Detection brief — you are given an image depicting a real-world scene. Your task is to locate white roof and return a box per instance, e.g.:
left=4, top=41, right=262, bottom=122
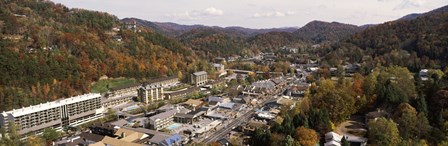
left=2, top=93, right=101, bottom=117
left=324, top=140, right=341, bottom=146
left=193, top=71, right=207, bottom=76
left=325, top=132, right=343, bottom=142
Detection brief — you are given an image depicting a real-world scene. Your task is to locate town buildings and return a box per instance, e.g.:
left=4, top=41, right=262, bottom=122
left=0, top=93, right=104, bottom=135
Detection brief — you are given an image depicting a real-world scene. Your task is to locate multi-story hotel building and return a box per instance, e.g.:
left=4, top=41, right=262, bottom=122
left=0, top=93, right=104, bottom=135
left=191, top=71, right=208, bottom=87
left=138, top=76, right=179, bottom=104
left=138, top=84, right=164, bottom=104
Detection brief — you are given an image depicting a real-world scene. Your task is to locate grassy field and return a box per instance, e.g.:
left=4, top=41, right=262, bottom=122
left=91, top=78, right=138, bottom=93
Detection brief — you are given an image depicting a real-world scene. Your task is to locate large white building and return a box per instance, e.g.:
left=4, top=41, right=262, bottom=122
left=0, top=93, right=104, bottom=135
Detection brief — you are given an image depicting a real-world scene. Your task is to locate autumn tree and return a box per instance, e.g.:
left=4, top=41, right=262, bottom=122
left=393, top=103, right=430, bottom=140
left=294, top=127, right=319, bottom=146
left=311, top=79, right=355, bottom=123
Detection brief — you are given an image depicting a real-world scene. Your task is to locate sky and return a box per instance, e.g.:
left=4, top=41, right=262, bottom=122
left=51, top=0, right=447, bottom=29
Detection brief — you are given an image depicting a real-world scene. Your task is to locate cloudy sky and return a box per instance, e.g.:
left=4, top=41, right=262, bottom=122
left=52, top=0, right=447, bottom=29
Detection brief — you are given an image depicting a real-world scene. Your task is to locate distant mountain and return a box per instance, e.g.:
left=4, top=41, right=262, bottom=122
left=398, top=5, right=448, bottom=21
left=122, top=18, right=206, bottom=37
left=293, top=20, right=363, bottom=44
left=121, top=17, right=298, bottom=37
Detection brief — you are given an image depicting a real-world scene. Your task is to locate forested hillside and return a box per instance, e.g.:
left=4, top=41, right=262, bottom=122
left=325, top=8, right=448, bottom=71
left=0, top=0, right=209, bottom=111
left=293, top=20, right=363, bottom=44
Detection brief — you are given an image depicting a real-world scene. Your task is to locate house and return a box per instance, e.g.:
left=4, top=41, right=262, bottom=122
left=191, top=71, right=208, bottom=87
left=324, top=132, right=367, bottom=146
left=182, top=99, right=204, bottom=110
left=419, top=69, right=429, bottom=81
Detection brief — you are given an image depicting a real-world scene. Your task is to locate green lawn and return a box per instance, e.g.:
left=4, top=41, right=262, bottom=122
left=91, top=78, right=138, bottom=93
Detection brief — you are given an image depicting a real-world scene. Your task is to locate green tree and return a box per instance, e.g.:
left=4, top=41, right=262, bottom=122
left=368, top=117, right=401, bottom=146
left=341, top=136, right=349, bottom=146
left=0, top=121, right=21, bottom=146
left=252, top=128, right=271, bottom=146
left=41, top=128, right=59, bottom=142
left=105, top=108, right=117, bottom=121
left=26, top=135, right=45, bottom=146
left=284, top=135, right=295, bottom=146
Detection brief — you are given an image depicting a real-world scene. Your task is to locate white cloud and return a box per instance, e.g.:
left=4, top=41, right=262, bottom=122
left=251, top=11, right=295, bottom=18
left=167, top=7, right=223, bottom=20
left=204, top=7, right=224, bottom=16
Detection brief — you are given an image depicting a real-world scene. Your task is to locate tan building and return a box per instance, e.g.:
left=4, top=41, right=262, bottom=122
left=138, top=84, right=164, bottom=104
left=144, top=76, right=179, bottom=88
left=0, top=94, right=104, bottom=135
left=163, top=87, right=200, bottom=100
left=191, top=71, right=208, bottom=87
left=149, top=109, right=178, bottom=130
left=107, top=82, right=141, bottom=97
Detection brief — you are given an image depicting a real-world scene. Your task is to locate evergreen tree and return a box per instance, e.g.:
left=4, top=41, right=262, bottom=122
left=341, top=136, right=350, bottom=146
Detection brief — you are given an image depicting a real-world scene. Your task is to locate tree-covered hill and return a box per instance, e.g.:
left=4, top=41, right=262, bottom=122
left=325, top=6, right=448, bottom=71
left=0, top=0, right=209, bottom=111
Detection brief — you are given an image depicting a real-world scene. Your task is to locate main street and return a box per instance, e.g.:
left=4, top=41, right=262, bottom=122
left=201, top=95, right=280, bottom=143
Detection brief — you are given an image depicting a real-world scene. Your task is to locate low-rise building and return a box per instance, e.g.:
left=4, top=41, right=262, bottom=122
left=107, top=82, right=141, bottom=97
left=149, top=109, right=178, bottom=131
left=191, top=71, right=208, bottom=87
left=102, top=95, right=134, bottom=108
left=163, top=87, right=200, bottom=100
left=90, top=123, right=118, bottom=137
left=144, top=76, right=179, bottom=88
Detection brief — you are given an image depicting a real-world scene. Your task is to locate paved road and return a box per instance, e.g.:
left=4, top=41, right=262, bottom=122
left=201, top=97, right=277, bottom=143
left=201, top=109, right=255, bottom=143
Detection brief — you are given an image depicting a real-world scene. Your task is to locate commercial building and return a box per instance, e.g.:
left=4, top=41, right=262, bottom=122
left=0, top=93, right=104, bottom=135
left=138, top=84, right=164, bottom=104
left=102, top=95, right=134, bottom=108
left=163, top=87, right=200, bottom=100
left=149, top=109, right=178, bottom=131
left=191, top=71, right=208, bottom=87
left=107, top=82, right=141, bottom=97
left=138, top=76, right=180, bottom=104
left=144, top=76, right=179, bottom=88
